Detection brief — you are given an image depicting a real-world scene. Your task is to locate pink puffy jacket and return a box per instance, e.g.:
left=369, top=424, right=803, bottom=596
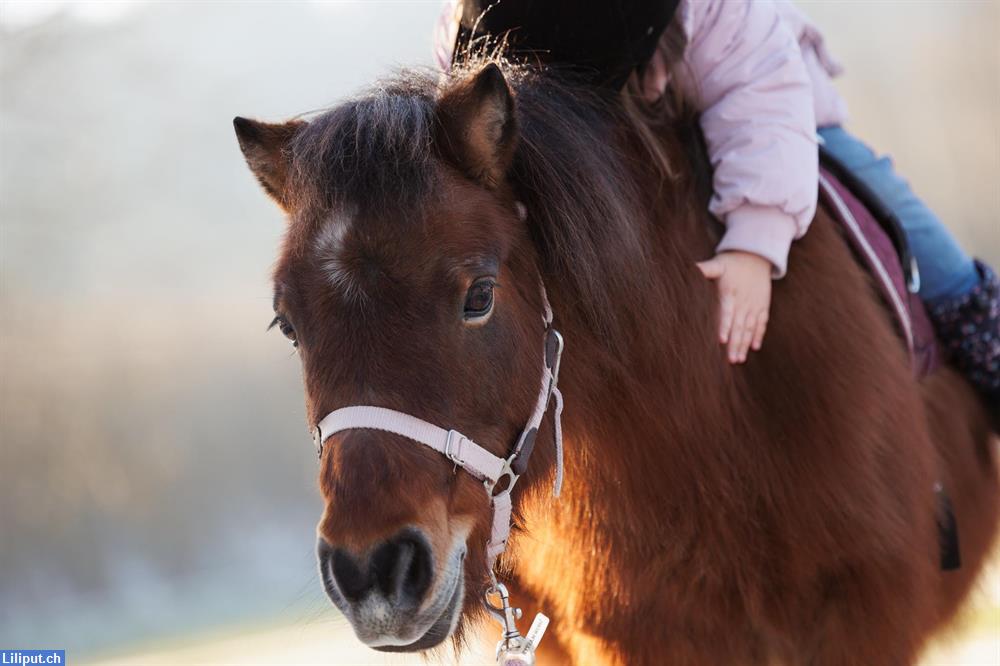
left=435, top=0, right=848, bottom=277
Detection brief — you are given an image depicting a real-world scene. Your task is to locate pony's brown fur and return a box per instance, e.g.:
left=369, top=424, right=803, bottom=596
left=236, top=59, right=999, bottom=665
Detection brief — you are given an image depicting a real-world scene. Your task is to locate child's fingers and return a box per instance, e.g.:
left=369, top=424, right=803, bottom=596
left=698, top=258, right=729, bottom=342
left=718, top=293, right=735, bottom=343
left=697, top=259, right=725, bottom=280
left=751, top=312, right=768, bottom=351
left=728, top=310, right=752, bottom=363
left=725, top=310, right=739, bottom=359
left=737, top=317, right=755, bottom=363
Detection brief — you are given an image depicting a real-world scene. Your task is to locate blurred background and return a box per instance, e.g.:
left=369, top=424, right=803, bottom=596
left=1, top=1, right=997, bottom=664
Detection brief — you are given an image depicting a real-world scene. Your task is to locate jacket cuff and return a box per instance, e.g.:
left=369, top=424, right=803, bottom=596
left=716, top=205, right=799, bottom=278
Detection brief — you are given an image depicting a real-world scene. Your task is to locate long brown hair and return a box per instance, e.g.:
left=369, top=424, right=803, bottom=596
left=621, top=16, right=691, bottom=182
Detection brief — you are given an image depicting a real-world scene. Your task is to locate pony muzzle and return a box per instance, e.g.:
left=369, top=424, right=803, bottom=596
left=317, top=528, right=467, bottom=651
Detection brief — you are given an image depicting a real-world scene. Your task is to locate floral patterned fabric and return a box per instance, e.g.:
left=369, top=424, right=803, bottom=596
left=930, top=260, right=1000, bottom=399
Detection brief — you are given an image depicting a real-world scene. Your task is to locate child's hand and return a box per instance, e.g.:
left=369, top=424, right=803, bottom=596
left=697, top=252, right=773, bottom=364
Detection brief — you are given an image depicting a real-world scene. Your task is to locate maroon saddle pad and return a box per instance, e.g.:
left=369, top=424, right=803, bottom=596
left=818, top=167, right=939, bottom=378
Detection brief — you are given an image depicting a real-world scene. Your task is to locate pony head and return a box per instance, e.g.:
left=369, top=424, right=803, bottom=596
left=235, top=64, right=550, bottom=651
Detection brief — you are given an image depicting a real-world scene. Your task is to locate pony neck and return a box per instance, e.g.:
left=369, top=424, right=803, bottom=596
left=521, top=116, right=739, bottom=543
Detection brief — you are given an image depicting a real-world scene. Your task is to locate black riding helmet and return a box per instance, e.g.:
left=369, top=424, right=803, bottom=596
left=452, top=0, right=681, bottom=90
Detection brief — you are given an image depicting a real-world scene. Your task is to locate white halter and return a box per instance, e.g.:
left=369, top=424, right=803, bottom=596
left=312, top=283, right=565, bottom=576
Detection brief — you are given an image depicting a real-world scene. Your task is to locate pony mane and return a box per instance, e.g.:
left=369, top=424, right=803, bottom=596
left=290, top=73, right=440, bottom=219
left=290, top=59, right=674, bottom=345
left=494, top=63, right=659, bottom=345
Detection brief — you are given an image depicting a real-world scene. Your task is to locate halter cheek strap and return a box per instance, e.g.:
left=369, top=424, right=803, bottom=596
left=313, top=282, right=565, bottom=576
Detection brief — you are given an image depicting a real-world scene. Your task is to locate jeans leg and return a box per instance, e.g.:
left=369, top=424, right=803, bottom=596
left=817, top=126, right=979, bottom=305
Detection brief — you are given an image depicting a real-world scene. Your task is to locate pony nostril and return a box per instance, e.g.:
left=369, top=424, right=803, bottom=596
left=318, top=531, right=434, bottom=607
left=328, top=548, right=371, bottom=602
left=389, top=535, right=433, bottom=604
left=371, top=531, right=434, bottom=605
left=402, top=537, right=433, bottom=601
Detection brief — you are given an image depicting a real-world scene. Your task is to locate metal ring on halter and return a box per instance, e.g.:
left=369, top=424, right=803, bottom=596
left=484, top=458, right=518, bottom=496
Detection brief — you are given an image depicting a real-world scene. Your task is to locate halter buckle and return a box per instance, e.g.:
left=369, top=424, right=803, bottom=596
left=312, top=426, right=323, bottom=460
left=444, top=429, right=466, bottom=467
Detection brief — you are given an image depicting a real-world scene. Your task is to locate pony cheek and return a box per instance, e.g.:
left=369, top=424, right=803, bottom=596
left=445, top=475, right=497, bottom=558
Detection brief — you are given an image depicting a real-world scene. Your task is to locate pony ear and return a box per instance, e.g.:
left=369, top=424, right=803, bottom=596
left=435, top=63, right=517, bottom=187
left=233, top=117, right=303, bottom=209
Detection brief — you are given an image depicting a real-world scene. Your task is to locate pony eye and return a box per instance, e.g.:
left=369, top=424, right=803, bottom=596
left=269, top=315, right=298, bottom=347
left=463, top=279, right=495, bottom=321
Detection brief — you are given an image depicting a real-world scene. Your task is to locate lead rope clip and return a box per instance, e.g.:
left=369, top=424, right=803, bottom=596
left=485, top=583, right=549, bottom=665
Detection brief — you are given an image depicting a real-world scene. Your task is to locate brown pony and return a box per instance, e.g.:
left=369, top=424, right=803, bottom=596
left=234, top=61, right=999, bottom=664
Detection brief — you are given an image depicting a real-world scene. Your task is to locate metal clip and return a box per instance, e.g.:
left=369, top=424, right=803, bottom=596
left=485, top=583, right=549, bottom=665
left=484, top=584, right=524, bottom=656
left=484, top=583, right=522, bottom=640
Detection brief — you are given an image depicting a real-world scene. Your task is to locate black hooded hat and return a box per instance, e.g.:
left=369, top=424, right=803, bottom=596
left=452, top=0, right=681, bottom=90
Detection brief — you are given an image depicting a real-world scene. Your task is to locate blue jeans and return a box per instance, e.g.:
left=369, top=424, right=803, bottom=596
left=817, top=125, right=980, bottom=305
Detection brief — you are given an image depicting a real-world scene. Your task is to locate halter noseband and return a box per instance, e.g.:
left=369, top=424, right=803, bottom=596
left=312, top=282, right=565, bottom=580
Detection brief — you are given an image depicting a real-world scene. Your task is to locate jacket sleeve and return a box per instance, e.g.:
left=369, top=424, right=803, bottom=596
left=676, top=0, right=818, bottom=277
left=434, top=0, right=459, bottom=72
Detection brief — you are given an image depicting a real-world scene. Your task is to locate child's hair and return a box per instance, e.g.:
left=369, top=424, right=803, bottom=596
left=451, top=11, right=692, bottom=188
left=621, top=17, right=690, bottom=183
